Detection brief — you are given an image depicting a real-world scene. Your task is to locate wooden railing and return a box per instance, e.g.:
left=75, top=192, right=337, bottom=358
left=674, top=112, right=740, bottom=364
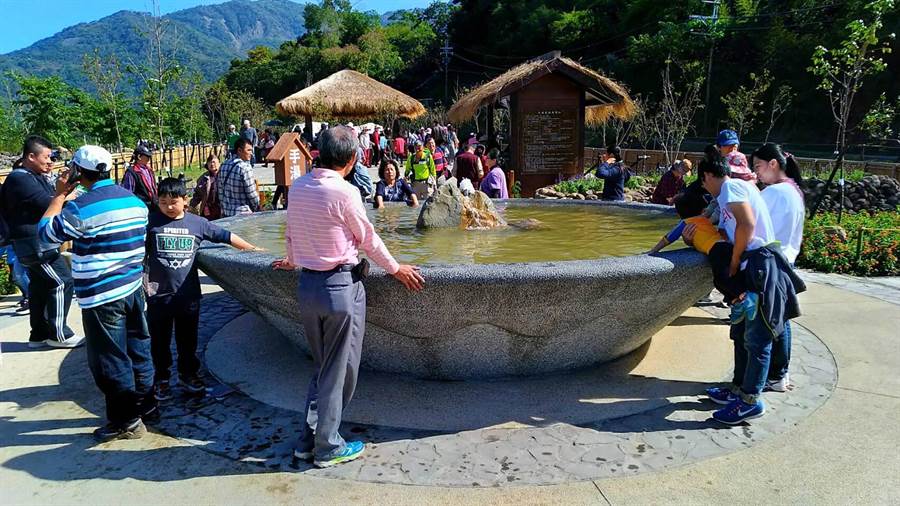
left=1, top=142, right=228, bottom=184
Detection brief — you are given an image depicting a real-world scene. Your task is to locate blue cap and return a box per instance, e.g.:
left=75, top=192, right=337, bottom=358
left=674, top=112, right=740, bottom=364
left=717, top=129, right=739, bottom=146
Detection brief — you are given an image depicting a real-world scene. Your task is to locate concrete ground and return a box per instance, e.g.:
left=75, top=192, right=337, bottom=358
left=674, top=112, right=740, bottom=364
left=1, top=276, right=899, bottom=505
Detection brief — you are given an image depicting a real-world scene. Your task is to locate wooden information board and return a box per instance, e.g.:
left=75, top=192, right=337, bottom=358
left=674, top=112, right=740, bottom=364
left=265, top=133, right=312, bottom=186
left=520, top=108, right=578, bottom=174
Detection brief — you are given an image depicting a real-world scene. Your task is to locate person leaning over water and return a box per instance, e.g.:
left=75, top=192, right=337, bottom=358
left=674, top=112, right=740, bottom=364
left=272, top=126, right=424, bottom=468
left=691, top=157, right=803, bottom=425
left=751, top=143, right=806, bottom=394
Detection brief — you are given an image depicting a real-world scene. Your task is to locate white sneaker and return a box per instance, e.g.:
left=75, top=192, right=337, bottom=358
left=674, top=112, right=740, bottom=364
left=46, top=336, right=86, bottom=349
left=765, top=372, right=790, bottom=393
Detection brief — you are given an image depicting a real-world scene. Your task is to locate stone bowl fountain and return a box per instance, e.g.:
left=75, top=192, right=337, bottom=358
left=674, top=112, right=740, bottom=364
left=196, top=200, right=711, bottom=380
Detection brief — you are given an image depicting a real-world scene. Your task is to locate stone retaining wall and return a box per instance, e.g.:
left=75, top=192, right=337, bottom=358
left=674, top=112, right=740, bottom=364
left=536, top=174, right=899, bottom=213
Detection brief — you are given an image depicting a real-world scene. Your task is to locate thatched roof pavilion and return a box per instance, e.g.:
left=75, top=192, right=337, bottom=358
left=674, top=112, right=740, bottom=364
left=448, top=53, right=635, bottom=126
left=276, top=69, right=426, bottom=120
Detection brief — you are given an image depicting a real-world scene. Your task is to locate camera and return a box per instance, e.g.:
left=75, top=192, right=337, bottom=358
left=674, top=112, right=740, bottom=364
left=66, top=163, right=81, bottom=184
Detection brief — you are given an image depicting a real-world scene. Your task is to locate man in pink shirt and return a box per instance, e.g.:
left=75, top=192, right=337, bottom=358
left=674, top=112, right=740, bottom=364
left=272, top=126, right=423, bottom=468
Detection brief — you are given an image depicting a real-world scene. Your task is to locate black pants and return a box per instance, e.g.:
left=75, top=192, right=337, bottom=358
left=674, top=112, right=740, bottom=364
left=148, top=297, right=201, bottom=383
left=82, top=289, right=156, bottom=426
left=707, top=242, right=745, bottom=302
left=26, top=255, right=75, bottom=343
left=272, top=185, right=288, bottom=210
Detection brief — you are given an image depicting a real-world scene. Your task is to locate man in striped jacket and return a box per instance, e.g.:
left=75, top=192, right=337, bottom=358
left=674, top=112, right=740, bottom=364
left=38, top=145, right=156, bottom=442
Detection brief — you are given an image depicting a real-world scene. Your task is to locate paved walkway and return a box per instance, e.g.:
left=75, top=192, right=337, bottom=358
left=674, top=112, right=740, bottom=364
left=1, top=276, right=898, bottom=504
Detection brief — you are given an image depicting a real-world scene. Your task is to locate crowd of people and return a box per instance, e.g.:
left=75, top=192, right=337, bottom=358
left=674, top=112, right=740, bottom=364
left=0, top=135, right=261, bottom=442
left=648, top=129, right=807, bottom=425
left=0, top=120, right=805, bottom=470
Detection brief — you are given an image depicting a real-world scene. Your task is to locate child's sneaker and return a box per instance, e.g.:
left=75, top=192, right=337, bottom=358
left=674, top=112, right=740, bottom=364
left=314, top=441, right=365, bottom=468
left=153, top=381, right=173, bottom=401
left=182, top=375, right=207, bottom=394
left=713, top=398, right=765, bottom=425
left=730, top=292, right=759, bottom=324
left=705, top=386, right=738, bottom=405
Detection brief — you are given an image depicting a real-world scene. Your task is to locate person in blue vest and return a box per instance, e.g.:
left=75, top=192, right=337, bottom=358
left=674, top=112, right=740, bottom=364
left=595, top=145, right=632, bottom=201
left=38, top=145, right=156, bottom=442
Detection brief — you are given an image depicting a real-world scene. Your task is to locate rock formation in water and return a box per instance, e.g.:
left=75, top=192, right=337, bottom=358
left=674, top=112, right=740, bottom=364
left=508, top=218, right=544, bottom=230
left=417, top=177, right=507, bottom=229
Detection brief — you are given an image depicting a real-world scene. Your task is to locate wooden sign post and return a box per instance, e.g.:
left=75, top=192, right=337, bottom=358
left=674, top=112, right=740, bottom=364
left=265, top=133, right=313, bottom=185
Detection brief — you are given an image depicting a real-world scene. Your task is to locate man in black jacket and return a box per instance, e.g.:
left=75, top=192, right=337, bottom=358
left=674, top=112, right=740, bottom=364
left=0, top=136, right=82, bottom=348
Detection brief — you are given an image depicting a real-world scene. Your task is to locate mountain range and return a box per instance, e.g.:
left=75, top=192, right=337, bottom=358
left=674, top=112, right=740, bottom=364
left=0, top=0, right=307, bottom=92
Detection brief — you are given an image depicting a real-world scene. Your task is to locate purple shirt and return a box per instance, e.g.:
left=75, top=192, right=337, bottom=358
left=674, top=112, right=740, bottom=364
left=479, top=167, right=509, bottom=199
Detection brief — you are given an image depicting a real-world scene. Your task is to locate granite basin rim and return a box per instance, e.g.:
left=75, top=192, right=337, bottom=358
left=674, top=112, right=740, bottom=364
left=196, top=199, right=712, bottom=379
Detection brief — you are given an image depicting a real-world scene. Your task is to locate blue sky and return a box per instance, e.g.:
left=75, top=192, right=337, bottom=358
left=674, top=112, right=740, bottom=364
left=0, top=0, right=434, bottom=54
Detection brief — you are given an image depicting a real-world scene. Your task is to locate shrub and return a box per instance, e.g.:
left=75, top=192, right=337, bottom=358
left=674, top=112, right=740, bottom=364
left=554, top=178, right=604, bottom=194
left=797, top=210, right=900, bottom=276
left=0, top=258, right=16, bottom=295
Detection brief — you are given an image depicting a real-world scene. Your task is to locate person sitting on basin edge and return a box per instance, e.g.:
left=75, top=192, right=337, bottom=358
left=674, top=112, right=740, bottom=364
left=272, top=125, right=425, bottom=469
left=373, top=158, right=418, bottom=209
left=650, top=187, right=746, bottom=303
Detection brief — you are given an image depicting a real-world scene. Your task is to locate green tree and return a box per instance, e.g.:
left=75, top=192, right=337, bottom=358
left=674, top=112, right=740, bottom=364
left=860, top=92, right=900, bottom=142
left=82, top=50, right=128, bottom=151
left=15, top=75, right=83, bottom=148
left=721, top=70, right=771, bottom=138
left=808, top=0, right=895, bottom=219
left=809, top=0, right=895, bottom=155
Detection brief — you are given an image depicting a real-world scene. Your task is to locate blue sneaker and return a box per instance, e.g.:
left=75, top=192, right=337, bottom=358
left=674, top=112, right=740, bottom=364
left=713, top=398, right=765, bottom=425
left=705, top=386, right=738, bottom=405
left=314, top=440, right=365, bottom=468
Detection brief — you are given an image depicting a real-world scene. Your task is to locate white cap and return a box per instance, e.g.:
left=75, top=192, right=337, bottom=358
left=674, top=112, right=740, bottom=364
left=71, top=145, right=113, bottom=172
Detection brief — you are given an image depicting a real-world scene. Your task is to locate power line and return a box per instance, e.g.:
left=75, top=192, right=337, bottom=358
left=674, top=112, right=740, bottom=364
left=451, top=52, right=509, bottom=71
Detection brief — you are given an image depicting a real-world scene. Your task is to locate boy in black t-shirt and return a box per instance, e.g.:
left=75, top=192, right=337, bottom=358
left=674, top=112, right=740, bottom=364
left=146, top=178, right=258, bottom=400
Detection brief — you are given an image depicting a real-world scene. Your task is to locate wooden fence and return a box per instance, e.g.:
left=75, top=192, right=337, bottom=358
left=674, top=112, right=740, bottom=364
left=1, top=143, right=228, bottom=184
left=584, top=147, right=900, bottom=180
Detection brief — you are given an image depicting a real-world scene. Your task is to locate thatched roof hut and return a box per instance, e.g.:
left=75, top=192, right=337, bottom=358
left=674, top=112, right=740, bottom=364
left=448, top=53, right=635, bottom=126
left=276, top=69, right=426, bottom=120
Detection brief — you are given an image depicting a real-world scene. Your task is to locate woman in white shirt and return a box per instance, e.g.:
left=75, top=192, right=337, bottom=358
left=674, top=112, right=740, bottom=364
left=751, top=142, right=805, bottom=393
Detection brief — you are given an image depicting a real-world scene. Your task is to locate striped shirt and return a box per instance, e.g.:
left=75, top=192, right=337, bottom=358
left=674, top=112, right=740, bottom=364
left=286, top=168, right=400, bottom=274
left=217, top=157, right=259, bottom=217
left=38, top=179, right=148, bottom=309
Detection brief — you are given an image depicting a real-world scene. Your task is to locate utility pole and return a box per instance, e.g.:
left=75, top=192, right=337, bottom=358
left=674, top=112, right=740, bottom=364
left=441, top=39, right=453, bottom=105
left=690, top=0, right=720, bottom=134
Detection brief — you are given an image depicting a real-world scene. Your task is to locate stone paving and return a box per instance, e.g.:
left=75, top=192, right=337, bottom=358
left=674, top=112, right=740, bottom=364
left=798, top=270, right=900, bottom=306
left=137, top=292, right=839, bottom=487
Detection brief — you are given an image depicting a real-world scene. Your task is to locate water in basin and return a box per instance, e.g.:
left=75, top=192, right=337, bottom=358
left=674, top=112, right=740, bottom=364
left=222, top=203, right=675, bottom=265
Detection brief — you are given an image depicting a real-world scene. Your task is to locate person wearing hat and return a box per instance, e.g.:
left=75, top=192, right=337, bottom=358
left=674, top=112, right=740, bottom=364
left=38, top=145, right=156, bottom=441
left=122, top=144, right=158, bottom=208
left=651, top=159, right=693, bottom=205
left=226, top=124, right=240, bottom=155
left=405, top=139, right=436, bottom=200
left=0, top=135, right=82, bottom=349
left=716, top=129, right=755, bottom=182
